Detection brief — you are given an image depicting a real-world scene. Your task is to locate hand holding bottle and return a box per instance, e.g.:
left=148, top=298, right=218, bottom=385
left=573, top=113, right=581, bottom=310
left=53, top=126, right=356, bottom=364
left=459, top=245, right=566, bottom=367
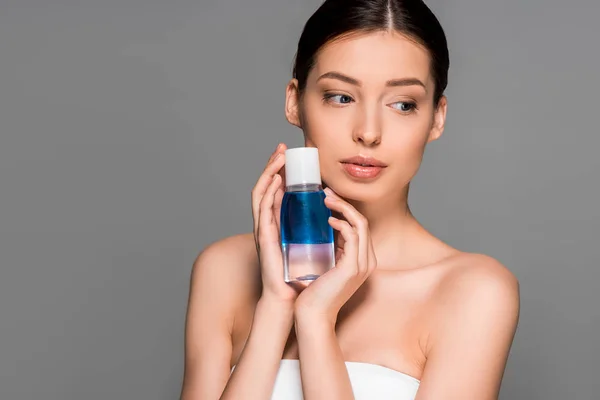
left=293, top=187, right=378, bottom=326
left=251, top=143, right=298, bottom=305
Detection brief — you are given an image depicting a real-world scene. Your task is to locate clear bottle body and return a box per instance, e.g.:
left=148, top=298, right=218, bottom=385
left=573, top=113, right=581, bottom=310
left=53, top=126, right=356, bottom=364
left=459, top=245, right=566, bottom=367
left=280, top=183, right=335, bottom=285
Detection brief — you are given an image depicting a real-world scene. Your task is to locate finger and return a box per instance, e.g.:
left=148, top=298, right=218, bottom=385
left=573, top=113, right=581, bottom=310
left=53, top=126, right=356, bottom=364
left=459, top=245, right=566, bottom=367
left=328, top=216, right=359, bottom=277
left=324, top=190, right=369, bottom=274
left=252, top=154, right=286, bottom=231
left=254, top=144, right=286, bottom=206
left=331, top=224, right=345, bottom=263
left=273, top=186, right=284, bottom=233
left=258, top=174, right=282, bottom=244
left=278, top=164, right=287, bottom=188
left=275, top=144, right=288, bottom=185
left=334, top=228, right=345, bottom=252
left=259, top=153, right=285, bottom=194
left=323, top=189, right=363, bottom=227
left=266, top=143, right=284, bottom=166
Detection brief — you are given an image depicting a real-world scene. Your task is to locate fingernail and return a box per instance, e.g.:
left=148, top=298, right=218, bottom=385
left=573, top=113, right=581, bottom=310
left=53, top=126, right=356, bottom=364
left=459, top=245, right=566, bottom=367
left=324, top=187, right=333, bottom=195
left=274, top=153, right=281, bottom=160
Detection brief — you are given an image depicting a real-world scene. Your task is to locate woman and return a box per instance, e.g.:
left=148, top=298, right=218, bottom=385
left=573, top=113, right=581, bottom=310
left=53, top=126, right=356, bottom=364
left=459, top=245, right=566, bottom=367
left=181, top=0, right=520, bottom=399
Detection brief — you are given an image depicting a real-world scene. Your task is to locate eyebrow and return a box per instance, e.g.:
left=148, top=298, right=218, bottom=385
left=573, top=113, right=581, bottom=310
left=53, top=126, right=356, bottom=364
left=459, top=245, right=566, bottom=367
left=316, top=71, right=427, bottom=91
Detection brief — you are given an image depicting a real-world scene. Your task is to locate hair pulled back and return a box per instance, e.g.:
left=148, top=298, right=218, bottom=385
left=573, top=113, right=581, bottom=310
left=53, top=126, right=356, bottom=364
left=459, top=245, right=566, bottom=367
left=293, top=0, right=449, bottom=104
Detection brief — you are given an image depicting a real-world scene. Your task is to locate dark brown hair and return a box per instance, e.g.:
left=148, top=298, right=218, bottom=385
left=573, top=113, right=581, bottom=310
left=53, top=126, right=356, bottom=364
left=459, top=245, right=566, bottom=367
left=292, top=0, right=449, bottom=105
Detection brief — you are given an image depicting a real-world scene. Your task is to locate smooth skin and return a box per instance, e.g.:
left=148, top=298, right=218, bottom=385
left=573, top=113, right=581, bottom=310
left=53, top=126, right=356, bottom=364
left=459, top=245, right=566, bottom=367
left=180, top=30, right=520, bottom=400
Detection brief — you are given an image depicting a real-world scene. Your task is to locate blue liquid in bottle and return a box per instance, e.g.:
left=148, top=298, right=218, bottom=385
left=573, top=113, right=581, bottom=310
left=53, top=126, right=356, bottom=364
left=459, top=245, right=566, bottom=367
left=280, top=183, right=335, bottom=284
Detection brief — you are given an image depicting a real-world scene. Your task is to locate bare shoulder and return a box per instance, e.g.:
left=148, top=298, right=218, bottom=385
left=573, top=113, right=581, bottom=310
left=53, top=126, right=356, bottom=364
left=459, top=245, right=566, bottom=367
left=190, top=232, right=260, bottom=305
left=194, top=232, right=257, bottom=267
left=437, top=252, right=520, bottom=306
left=414, top=255, right=520, bottom=397
left=430, top=251, right=520, bottom=340
left=186, top=231, right=260, bottom=345
left=184, top=231, right=259, bottom=364
left=192, top=232, right=258, bottom=278
left=182, top=234, right=260, bottom=397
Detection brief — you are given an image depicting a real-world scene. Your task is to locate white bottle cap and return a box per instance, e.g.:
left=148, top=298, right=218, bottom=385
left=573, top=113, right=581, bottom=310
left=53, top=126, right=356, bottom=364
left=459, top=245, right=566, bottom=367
left=284, top=147, right=322, bottom=187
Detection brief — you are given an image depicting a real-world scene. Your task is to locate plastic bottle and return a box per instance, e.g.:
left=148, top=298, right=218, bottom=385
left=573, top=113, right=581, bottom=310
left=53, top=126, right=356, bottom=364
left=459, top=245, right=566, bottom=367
left=280, top=147, right=335, bottom=285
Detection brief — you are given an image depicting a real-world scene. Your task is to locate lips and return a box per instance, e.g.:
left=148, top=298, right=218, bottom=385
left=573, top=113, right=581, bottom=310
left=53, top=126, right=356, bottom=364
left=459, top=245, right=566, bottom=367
left=340, top=155, right=387, bottom=167
left=340, top=155, right=387, bottom=179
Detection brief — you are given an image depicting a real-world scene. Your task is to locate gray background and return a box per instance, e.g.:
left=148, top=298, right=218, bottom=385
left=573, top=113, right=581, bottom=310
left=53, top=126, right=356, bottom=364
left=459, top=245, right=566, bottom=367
left=0, top=0, right=598, bottom=399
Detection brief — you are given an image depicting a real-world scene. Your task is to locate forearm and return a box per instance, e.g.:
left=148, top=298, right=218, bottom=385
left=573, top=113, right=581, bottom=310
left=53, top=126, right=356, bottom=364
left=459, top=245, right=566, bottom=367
left=220, top=299, right=294, bottom=400
left=295, top=316, right=354, bottom=400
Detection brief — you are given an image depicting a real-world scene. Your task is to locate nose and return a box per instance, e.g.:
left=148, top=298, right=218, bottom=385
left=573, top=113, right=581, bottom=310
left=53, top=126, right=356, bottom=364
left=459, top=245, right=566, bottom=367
left=352, top=107, right=382, bottom=146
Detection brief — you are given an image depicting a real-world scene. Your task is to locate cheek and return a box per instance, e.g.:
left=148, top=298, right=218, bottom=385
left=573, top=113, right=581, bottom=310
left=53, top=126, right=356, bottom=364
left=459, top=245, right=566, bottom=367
left=300, top=111, right=343, bottom=181
left=382, top=117, right=432, bottom=179
left=302, top=97, right=354, bottom=145
left=386, top=115, right=431, bottom=151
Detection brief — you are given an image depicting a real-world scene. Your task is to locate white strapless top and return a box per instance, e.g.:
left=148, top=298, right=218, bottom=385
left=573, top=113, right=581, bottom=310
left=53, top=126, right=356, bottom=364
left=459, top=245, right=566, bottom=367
left=270, top=359, right=420, bottom=399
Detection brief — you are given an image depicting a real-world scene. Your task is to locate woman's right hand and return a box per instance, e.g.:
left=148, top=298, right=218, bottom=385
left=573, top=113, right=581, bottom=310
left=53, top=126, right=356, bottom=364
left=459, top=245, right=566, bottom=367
left=252, top=143, right=298, bottom=305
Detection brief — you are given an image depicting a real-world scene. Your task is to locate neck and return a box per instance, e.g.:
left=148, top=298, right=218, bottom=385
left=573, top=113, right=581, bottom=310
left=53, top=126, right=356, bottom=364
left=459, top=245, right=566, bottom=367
left=347, top=187, right=415, bottom=244
left=335, top=185, right=448, bottom=270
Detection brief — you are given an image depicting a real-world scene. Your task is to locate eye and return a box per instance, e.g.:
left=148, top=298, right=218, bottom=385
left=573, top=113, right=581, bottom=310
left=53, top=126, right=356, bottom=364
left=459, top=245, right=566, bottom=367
left=390, top=101, right=417, bottom=113
left=323, top=93, right=354, bottom=105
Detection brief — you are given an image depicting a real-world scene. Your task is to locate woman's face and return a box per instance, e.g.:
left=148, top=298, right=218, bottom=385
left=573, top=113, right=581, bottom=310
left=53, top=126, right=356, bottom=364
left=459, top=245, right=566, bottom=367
left=285, top=30, right=447, bottom=203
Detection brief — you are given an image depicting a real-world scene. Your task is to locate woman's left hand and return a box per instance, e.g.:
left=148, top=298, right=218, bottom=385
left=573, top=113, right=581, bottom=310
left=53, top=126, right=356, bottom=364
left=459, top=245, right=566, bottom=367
left=293, top=187, right=378, bottom=327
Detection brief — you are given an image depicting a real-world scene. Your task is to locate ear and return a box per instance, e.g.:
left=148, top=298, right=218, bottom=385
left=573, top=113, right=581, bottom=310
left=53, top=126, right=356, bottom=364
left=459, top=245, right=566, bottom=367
left=427, top=95, right=447, bottom=143
left=285, top=79, right=302, bottom=128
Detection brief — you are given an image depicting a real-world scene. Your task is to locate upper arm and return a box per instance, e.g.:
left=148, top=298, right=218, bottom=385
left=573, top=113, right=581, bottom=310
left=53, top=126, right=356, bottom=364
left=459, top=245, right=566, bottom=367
left=180, top=234, right=255, bottom=400
left=416, top=257, right=520, bottom=400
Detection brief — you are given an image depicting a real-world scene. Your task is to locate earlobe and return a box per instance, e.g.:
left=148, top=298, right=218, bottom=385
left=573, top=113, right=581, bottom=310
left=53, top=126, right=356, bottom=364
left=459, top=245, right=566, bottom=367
left=285, top=79, right=302, bottom=128
left=428, top=95, right=447, bottom=143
